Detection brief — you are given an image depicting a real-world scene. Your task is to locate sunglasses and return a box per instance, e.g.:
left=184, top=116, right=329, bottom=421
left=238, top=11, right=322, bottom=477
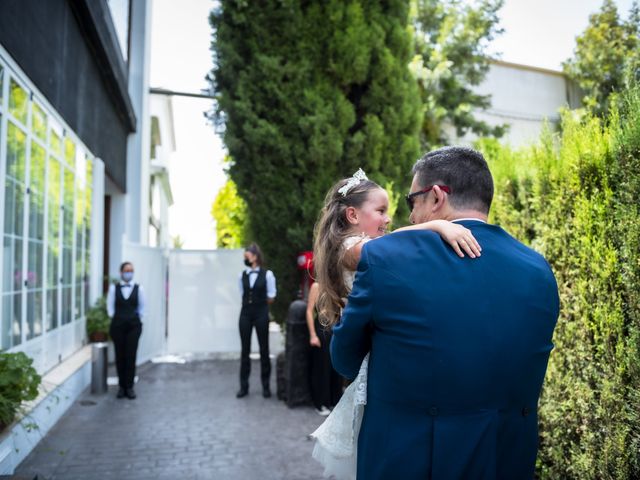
left=405, top=185, right=451, bottom=211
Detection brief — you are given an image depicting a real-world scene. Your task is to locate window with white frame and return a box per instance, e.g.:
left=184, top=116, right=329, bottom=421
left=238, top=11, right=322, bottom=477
left=0, top=56, right=93, bottom=350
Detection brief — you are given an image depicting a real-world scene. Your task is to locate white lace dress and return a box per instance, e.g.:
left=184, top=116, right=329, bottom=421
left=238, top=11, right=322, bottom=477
left=311, top=235, right=370, bottom=480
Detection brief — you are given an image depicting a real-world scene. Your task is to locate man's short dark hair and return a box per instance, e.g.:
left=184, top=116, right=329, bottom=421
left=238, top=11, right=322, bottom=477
left=412, top=146, right=494, bottom=214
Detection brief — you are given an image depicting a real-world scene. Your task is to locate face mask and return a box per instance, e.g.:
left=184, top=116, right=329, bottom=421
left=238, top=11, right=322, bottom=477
left=244, top=258, right=252, bottom=267
left=122, top=272, right=134, bottom=282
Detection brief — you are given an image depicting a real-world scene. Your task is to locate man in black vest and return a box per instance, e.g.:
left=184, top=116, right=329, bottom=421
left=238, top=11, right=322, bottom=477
left=107, top=261, right=145, bottom=399
left=237, top=243, right=277, bottom=398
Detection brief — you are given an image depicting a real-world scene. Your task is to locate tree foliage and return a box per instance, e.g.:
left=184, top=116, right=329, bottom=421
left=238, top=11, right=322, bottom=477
left=212, top=177, right=247, bottom=249
left=208, top=0, right=421, bottom=318
left=563, top=0, right=640, bottom=117
left=476, top=86, right=640, bottom=478
left=411, top=0, right=506, bottom=146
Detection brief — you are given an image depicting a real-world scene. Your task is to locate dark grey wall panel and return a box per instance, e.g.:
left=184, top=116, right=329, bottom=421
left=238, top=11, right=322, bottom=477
left=0, top=0, right=136, bottom=191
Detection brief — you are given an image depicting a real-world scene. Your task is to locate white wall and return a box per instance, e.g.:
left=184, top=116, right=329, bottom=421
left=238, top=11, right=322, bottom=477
left=124, top=0, right=152, bottom=245
left=450, top=60, right=575, bottom=147
left=121, top=242, right=168, bottom=364
left=167, top=249, right=283, bottom=356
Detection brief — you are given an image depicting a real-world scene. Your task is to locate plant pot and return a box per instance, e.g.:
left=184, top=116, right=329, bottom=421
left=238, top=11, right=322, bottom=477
left=89, top=332, right=108, bottom=343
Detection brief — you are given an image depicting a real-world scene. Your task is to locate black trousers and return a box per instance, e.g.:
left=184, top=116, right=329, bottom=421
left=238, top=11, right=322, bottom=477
left=110, top=318, right=142, bottom=389
left=239, top=304, right=271, bottom=391
left=309, top=318, right=343, bottom=409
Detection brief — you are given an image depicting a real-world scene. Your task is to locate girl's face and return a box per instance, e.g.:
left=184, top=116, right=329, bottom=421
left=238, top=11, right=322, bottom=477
left=348, top=188, right=390, bottom=238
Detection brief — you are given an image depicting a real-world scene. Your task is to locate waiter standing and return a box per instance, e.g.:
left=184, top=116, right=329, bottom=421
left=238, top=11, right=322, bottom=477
left=107, top=261, right=145, bottom=400
left=236, top=243, right=277, bottom=399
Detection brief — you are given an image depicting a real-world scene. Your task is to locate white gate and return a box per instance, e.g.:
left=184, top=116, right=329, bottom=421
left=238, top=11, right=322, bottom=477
left=167, top=249, right=283, bottom=357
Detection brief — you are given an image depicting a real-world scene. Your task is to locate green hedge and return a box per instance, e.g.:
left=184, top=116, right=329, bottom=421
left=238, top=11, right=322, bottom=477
left=477, top=88, right=640, bottom=478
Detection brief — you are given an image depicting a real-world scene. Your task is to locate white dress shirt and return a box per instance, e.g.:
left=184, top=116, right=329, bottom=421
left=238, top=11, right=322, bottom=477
left=106, top=282, right=146, bottom=318
left=452, top=217, right=487, bottom=223
left=238, top=267, right=277, bottom=299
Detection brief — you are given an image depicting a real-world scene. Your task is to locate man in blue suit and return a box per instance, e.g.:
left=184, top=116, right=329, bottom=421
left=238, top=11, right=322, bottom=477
left=331, top=146, right=559, bottom=479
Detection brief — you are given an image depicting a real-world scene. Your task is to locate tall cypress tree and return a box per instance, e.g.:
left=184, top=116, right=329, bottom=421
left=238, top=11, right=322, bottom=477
left=208, top=1, right=421, bottom=319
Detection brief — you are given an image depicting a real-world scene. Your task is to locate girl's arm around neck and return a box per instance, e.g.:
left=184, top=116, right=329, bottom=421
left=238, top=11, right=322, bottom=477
left=393, top=219, right=482, bottom=258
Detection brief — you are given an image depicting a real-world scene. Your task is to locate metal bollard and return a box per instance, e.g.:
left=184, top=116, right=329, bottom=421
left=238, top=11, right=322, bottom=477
left=91, top=342, right=109, bottom=394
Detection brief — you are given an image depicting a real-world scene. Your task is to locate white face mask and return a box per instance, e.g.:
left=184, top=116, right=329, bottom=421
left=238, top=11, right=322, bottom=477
left=121, top=272, right=134, bottom=282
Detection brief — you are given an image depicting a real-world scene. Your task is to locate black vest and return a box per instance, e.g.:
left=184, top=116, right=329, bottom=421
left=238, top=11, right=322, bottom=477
left=242, top=269, right=268, bottom=306
left=114, top=284, right=139, bottom=321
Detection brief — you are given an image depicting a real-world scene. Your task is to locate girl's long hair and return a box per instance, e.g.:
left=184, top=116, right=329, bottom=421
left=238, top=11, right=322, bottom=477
left=313, top=178, right=381, bottom=327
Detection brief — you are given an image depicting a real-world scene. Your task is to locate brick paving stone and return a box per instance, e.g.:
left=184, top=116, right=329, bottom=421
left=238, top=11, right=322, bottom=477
left=15, top=359, right=328, bottom=480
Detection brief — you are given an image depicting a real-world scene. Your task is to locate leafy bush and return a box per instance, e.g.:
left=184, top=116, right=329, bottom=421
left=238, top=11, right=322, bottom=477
left=0, top=352, right=41, bottom=430
left=86, top=297, right=110, bottom=341
left=476, top=87, right=640, bottom=478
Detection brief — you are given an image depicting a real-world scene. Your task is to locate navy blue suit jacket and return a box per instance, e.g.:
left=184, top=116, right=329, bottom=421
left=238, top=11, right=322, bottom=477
left=331, top=221, right=559, bottom=480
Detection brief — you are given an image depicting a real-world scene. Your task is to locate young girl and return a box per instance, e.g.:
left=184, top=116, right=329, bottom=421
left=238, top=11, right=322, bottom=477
left=310, top=169, right=480, bottom=480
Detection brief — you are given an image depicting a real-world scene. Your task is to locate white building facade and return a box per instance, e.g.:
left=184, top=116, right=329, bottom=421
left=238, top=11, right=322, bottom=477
left=452, top=59, right=582, bottom=147
left=0, top=0, right=170, bottom=472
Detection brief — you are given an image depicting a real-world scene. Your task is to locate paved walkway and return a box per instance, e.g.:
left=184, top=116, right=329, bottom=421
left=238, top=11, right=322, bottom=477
left=16, top=359, right=327, bottom=480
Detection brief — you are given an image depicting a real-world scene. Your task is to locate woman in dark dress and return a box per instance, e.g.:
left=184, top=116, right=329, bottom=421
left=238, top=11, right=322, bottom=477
left=306, top=281, right=342, bottom=415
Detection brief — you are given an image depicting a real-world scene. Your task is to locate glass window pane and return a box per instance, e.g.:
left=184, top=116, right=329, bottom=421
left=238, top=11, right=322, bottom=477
left=2, top=295, right=10, bottom=349
left=29, top=191, right=45, bottom=242
left=28, top=241, right=43, bottom=289
left=84, top=276, right=90, bottom=319
left=3, top=236, right=24, bottom=293
left=47, top=243, right=58, bottom=289
left=31, top=102, right=47, bottom=142
left=47, top=156, right=61, bottom=293
left=9, top=78, right=28, bottom=124
left=46, top=289, right=58, bottom=331
left=62, top=247, right=72, bottom=284
left=48, top=158, right=60, bottom=240
left=30, top=143, right=46, bottom=241
left=0, top=65, right=4, bottom=107
left=6, top=122, right=26, bottom=182
left=27, top=290, right=43, bottom=340
left=75, top=238, right=83, bottom=284
left=63, top=168, right=74, bottom=246
left=64, top=137, right=75, bottom=166
left=13, top=292, right=22, bottom=345
left=75, top=281, right=82, bottom=320
left=13, top=237, right=24, bottom=291
left=61, top=286, right=72, bottom=325
left=50, top=129, right=61, bottom=158
left=2, top=294, right=21, bottom=349
left=30, top=141, right=46, bottom=194
left=3, top=179, right=25, bottom=237
left=3, top=237, right=13, bottom=293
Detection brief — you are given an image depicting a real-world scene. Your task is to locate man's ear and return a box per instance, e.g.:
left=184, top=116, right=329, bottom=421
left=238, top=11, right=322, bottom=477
left=345, top=206, right=359, bottom=225
left=431, top=185, right=448, bottom=213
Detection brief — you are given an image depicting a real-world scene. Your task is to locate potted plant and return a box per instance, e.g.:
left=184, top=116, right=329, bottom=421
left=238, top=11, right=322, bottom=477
left=86, top=296, right=110, bottom=343
left=0, top=351, right=41, bottom=431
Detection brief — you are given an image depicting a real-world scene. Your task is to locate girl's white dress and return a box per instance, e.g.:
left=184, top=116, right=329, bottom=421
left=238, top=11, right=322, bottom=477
left=310, top=235, right=370, bottom=480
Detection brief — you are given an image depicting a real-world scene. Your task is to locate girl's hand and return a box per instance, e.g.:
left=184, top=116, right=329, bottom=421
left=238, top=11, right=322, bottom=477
left=310, top=335, right=321, bottom=348
left=433, top=220, right=482, bottom=258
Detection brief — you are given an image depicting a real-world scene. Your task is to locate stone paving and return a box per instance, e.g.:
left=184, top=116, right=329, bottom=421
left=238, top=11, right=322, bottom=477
left=15, top=359, right=327, bottom=480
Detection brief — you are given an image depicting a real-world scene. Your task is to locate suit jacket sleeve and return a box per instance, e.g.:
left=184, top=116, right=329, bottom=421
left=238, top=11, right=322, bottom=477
left=330, top=243, right=373, bottom=380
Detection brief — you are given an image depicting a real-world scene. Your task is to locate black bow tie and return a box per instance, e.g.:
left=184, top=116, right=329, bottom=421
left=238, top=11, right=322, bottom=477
left=249, top=270, right=259, bottom=275
left=122, top=284, right=131, bottom=287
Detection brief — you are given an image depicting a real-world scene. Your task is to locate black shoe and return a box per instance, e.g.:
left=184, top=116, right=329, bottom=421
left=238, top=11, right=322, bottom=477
left=125, top=388, right=137, bottom=399
left=117, top=387, right=126, bottom=399
left=262, top=388, right=272, bottom=398
left=236, top=389, right=249, bottom=398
